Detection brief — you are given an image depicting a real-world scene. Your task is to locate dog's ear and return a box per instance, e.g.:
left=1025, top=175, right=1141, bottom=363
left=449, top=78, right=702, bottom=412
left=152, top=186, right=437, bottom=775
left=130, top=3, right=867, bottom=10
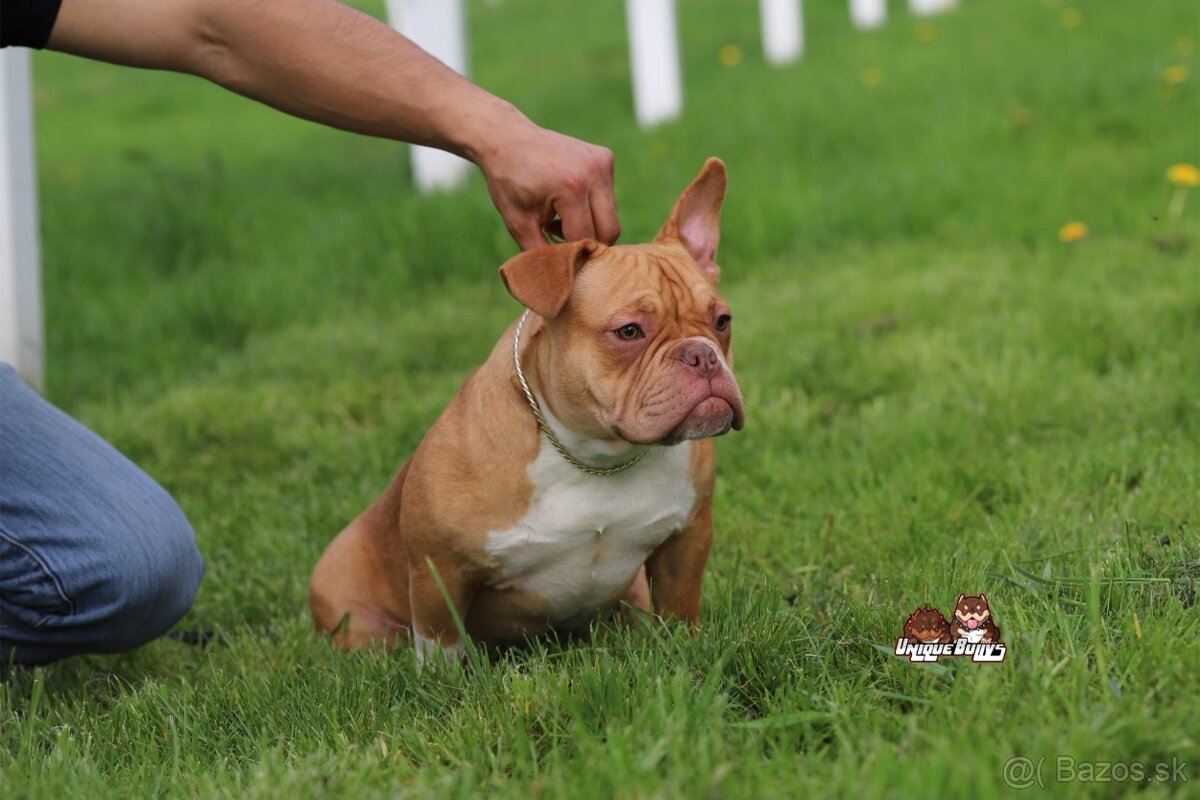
left=956, top=594, right=965, bottom=606
left=655, top=157, right=727, bottom=284
left=498, top=239, right=602, bottom=319
left=979, top=594, right=987, bottom=604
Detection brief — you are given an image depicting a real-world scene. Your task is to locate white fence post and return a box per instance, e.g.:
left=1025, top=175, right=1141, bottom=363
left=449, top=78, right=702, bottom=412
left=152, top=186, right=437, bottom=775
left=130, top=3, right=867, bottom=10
left=625, top=0, right=683, bottom=128
left=909, top=0, right=957, bottom=16
left=385, top=0, right=472, bottom=192
left=850, top=0, right=887, bottom=29
left=759, top=0, right=804, bottom=65
left=0, top=49, right=44, bottom=392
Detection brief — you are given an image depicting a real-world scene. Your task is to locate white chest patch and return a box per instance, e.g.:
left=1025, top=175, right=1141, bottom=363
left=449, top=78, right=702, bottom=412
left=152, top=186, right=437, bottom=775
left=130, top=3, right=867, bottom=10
left=484, top=438, right=695, bottom=625
left=959, top=626, right=986, bottom=644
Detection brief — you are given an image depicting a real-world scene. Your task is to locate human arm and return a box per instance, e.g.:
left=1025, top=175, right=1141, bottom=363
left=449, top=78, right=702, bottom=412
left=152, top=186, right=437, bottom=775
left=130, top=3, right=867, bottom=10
left=45, top=0, right=620, bottom=248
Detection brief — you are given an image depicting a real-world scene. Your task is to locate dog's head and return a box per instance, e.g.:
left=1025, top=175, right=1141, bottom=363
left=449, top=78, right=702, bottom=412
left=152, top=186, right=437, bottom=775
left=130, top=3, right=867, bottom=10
left=953, top=594, right=992, bottom=629
left=905, top=608, right=951, bottom=643
left=499, top=158, right=744, bottom=446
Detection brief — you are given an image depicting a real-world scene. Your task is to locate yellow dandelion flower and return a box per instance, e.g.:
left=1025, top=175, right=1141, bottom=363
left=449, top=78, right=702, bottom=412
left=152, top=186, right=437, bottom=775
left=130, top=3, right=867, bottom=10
left=860, top=67, right=883, bottom=88
left=1060, top=8, right=1082, bottom=29
left=1011, top=105, right=1034, bottom=126
left=1167, top=164, right=1199, bottom=219
left=718, top=44, right=743, bottom=67
left=1167, top=163, right=1200, bottom=187
left=1058, top=221, right=1088, bottom=243
left=915, top=22, right=938, bottom=43
left=1163, top=65, right=1188, bottom=85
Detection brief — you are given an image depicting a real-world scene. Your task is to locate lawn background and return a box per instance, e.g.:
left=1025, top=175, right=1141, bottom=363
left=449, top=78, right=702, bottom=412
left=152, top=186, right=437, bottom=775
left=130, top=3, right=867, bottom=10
left=2, top=0, right=1198, bottom=797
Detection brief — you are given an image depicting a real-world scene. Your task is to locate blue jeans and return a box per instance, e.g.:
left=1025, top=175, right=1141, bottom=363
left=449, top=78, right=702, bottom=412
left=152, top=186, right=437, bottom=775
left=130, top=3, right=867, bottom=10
left=0, top=364, right=204, bottom=665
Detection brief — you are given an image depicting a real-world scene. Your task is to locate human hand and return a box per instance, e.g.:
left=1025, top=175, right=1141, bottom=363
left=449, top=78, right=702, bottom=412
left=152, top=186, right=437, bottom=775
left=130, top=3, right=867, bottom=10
left=472, top=112, right=621, bottom=250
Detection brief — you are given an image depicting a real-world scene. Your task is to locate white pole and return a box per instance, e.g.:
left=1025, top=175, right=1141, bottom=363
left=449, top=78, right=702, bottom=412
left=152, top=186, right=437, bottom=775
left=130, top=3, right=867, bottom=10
left=0, top=49, right=44, bottom=392
left=625, top=0, right=683, bottom=128
left=759, top=0, right=803, bottom=65
left=850, top=0, right=887, bottom=30
left=385, top=0, right=472, bottom=192
left=909, top=0, right=957, bottom=16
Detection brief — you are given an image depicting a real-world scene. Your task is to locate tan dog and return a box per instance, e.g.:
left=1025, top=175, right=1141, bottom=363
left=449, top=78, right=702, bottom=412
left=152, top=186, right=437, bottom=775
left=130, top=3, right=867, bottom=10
left=309, top=159, right=743, bottom=660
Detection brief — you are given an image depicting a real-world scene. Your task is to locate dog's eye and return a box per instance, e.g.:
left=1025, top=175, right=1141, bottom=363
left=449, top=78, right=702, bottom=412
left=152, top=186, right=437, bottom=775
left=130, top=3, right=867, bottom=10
left=616, top=324, right=643, bottom=341
left=715, top=314, right=732, bottom=332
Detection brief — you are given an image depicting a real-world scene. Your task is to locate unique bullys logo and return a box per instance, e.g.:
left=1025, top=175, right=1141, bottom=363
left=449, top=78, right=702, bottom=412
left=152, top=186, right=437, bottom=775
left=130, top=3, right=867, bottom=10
left=894, top=593, right=1007, bottom=663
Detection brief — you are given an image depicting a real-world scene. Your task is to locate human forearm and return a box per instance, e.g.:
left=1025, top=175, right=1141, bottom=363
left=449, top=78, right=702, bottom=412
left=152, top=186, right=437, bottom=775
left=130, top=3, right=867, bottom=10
left=46, top=0, right=621, bottom=249
left=48, top=0, right=518, bottom=160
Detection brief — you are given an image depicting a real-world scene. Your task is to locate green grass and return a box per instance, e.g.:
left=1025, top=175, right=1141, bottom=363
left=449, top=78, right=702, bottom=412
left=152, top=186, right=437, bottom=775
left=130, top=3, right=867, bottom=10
left=3, top=0, right=1198, bottom=796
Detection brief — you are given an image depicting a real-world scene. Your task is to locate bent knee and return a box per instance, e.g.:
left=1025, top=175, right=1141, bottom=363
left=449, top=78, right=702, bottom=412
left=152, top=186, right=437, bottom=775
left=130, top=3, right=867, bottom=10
left=81, top=495, right=206, bottom=650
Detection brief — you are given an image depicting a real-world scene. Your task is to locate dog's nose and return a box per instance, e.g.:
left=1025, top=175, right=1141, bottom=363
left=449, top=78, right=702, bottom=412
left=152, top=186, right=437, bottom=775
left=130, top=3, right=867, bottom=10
left=680, top=341, right=720, bottom=375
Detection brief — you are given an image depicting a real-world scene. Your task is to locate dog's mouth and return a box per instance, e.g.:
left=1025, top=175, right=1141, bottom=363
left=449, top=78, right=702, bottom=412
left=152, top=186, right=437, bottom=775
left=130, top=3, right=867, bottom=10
left=612, top=372, right=745, bottom=447
left=658, top=395, right=741, bottom=445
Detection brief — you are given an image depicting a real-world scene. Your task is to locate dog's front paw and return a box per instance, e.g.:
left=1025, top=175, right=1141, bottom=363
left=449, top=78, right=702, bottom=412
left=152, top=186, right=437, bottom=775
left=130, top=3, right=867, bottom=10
left=413, top=634, right=467, bottom=670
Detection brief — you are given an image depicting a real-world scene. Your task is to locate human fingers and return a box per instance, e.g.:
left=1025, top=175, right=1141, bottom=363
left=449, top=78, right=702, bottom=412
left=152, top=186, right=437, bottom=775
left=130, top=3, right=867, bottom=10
left=588, top=184, right=621, bottom=245
left=555, top=197, right=596, bottom=243
left=508, top=213, right=548, bottom=251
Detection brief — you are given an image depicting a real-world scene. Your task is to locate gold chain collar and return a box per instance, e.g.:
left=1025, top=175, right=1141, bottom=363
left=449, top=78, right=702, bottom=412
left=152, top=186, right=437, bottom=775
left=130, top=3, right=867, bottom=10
left=512, top=310, right=644, bottom=477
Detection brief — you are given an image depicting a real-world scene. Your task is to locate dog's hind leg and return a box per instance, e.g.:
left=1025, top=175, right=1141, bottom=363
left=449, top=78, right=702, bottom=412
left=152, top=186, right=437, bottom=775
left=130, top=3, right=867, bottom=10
left=309, top=461, right=413, bottom=650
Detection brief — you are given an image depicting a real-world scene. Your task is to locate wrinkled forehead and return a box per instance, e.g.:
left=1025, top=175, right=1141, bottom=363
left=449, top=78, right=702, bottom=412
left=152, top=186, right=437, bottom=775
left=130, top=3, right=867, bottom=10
left=569, top=243, right=723, bottom=323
